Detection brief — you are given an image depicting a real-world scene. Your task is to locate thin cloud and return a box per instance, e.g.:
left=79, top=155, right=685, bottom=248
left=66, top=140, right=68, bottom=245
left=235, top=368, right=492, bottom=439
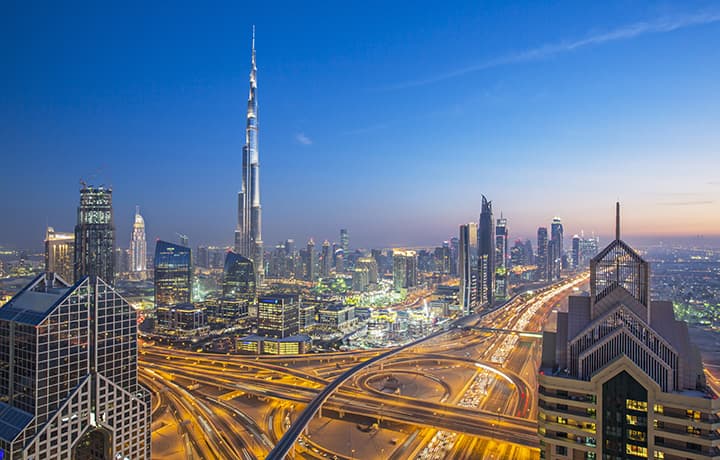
left=657, top=200, right=714, bottom=206
left=381, top=11, right=720, bottom=90
left=295, top=133, right=313, bottom=145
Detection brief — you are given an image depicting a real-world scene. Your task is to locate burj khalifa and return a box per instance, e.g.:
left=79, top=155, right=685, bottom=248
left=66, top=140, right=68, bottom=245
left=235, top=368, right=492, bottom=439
left=235, top=27, right=263, bottom=281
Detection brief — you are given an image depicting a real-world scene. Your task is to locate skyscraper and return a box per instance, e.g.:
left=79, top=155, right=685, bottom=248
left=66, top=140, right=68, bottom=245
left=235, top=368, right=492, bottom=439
left=303, top=239, right=317, bottom=282
left=494, top=215, right=508, bottom=299
left=392, top=249, right=418, bottom=292
left=478, top=195, right=495, bottom=305
left=571, top=234, right=580, bottom=268
left=459, top=223, right=478, bottom=315
left=73, top=184, right=115, bottom=284
left=0, top=273, right=151, bottom=459
left=550, top=216, right=563, bottom=280
left=536, top=227, right=548, bottom=281
left=44, top=227, right=74, bottom=283
left=538, top=204, right=718, bottom=460
left=340, top=228, right=349, bottom=253
left=449, top=237, right=459, bottom=276
left=154, top=240, right=192, bottom=309
left=320, top=240, right=332, bottom=278
left=130, top=206, right=147, bottom=274
left=234, top=27, right=263, bottom=283
left=221, top=251, right=255, bottom=319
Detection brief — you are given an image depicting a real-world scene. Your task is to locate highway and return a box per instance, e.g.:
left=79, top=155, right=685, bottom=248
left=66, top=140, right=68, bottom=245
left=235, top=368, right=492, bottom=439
left=140, top=273, right=588, bottom=459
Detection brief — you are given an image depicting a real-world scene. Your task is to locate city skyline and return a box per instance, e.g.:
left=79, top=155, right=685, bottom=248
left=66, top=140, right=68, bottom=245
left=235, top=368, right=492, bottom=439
left=3, top=1, right=720, bottom=249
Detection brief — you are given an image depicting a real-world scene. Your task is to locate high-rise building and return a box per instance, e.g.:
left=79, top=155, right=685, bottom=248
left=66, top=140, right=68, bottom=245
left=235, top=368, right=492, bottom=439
left=73, top=184, right=115, bottom=284
left=538, top=204, right=718, bottom=460
left=114, top=247, right=129, bottom=274
left=571, top=234, right=580, bottom=268
left=449, top=237, right=459, bottom=276
left=356, top=256, right=378, bottom=285
left=433, top=245, right=451, bottom=275
left=537, top=227, right=548, bottom=281
left=352, top=267, right=370, bottom=292
left=320, top=240, right=332, bottom=278
left=392, top=249, right=418, bottom=292
left=257, top=294, right=299, bottom=338
left=459, top=223, right=479, bottom=315
left=44, top=227, right=74, bottom=283
left=130, top=206, right=147, bottom=274
left=234, top=28, right=264, bottom=283
left=478, top=195, right=495, bottom=305
left=221, top=251, right=255, bottom=319
left=196, top=245, right=209, bottom=268
left=550, top=216, right=563, bottom=280
left=495, top=215, right=508, bottom=299
left=334, top=248, right=344, bottom=273
left=0, top=273, right=151, bottom=459
left=340, top=228, right=349, bottom=253
left=578, top=234, right=600, bottom=268
left=154, top=240, right=192, bottom=309
left=303, top=239, right=317, bottom=282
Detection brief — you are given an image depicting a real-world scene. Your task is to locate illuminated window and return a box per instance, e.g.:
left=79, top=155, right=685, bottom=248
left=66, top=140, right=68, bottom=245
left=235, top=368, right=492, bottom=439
left=557, top=417, right=568, bottom=425
left=653, top=451, right=664, bottom=459
left=626, top=399, right=648, bottom=412
left=628, top=429, right=646, bottom=442
left=653, top=404, right=663, bottom=414
left=686, top=426, right=701, bottom=436
left=686, top=410, right=700, bottom=420
left=625, top=444, right=648, bottom=458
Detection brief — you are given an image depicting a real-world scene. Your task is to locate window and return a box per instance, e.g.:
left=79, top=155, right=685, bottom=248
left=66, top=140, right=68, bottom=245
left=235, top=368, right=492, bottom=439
left=625, top=444, right=648, bottom=458
left=686, top=410, right=700, bottom=420
left=626, top=399, right=648, bottom=412
left=555, top=445, right=567, bottom=455
left=653, top=404, right=663, bottom=414
left=652, top=451, right=664, bottom=459
left=627, top=429, right=646, bottom=442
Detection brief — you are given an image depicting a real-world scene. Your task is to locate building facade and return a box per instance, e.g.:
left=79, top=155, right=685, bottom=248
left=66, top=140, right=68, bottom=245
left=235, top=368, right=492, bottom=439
left=257, top=294, right=300, bottom=339
left=538, top=204, right=719, bottom=460
left=129, top=206, right=147, bottom=275
left=495, top=215, right=509, bottom=299
left=44, top=227, right=74, bottom=283
left=73, top=185, right=115, bottom=284
left=459, top=222, right=479, bottom=315
left=221, top=251, right=255, bottom=319
left=478, top=195, right=495, bottom=305
left=550, top=217, right=564, bottom=280
left=154, top=240, right=192, bottom=309
left=0, top=273, right=151, bottom=459
left=234, top=28, right=264, bottom=282
left=393, top=249, right=418, bottom=292
left=537, top=227, right=549, bottom=282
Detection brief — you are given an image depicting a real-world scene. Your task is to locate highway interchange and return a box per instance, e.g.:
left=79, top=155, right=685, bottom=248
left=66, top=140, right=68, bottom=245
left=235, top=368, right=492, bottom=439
left=140, top=273, right=589, bottom=459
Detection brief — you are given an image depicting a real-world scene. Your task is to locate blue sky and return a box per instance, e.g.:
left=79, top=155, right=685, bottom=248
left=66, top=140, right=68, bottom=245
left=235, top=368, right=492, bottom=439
left=2, top=1, right=720, bottom=249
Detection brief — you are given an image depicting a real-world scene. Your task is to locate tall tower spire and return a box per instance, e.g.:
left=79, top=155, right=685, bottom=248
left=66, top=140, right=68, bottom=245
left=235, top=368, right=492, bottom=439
left=235, top=26, right=263, bottom=283
left=615, top=201, right=620, bottom=241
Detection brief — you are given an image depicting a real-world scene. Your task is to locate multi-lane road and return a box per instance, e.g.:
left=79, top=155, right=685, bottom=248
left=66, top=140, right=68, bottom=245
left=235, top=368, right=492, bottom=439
left=141, top=273, right=588, bottom=459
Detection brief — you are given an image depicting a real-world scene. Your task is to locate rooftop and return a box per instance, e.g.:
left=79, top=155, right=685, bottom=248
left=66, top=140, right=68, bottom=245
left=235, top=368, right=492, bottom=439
left=0, top=273, right=74, bottom=326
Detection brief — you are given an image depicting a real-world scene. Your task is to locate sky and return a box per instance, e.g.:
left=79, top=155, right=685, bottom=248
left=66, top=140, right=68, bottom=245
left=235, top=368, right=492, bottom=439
left=2, top=1, right=720, bottom=250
